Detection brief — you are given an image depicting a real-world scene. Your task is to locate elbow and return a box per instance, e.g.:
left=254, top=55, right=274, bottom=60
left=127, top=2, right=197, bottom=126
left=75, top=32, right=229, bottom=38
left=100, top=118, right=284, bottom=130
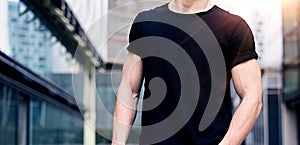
left=256, top=100, right=262, bottom=115
left=243, top=91, right=262, bottom=114
left=252, top=93, right=262, bottom=116
left=252, top=100, right=262, bottom=120
left=257, top=100, right=262, bottom=110
left=256, top=90, right=263, bottom=113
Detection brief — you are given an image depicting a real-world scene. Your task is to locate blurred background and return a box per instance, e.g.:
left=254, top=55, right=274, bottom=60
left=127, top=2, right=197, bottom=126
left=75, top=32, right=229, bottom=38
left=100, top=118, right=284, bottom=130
left=0, top=0, right=298, bottom=145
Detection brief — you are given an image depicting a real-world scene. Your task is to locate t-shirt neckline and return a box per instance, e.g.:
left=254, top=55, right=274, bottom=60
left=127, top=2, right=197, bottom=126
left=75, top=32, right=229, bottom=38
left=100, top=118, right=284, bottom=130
left=164, top=2, right=217, bottom=15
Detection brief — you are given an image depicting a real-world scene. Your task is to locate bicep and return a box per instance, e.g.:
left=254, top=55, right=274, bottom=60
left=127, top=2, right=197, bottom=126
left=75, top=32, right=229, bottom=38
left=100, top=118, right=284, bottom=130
left=231, top=59, right=262, bottom=100
left=120, top=52, right=143, bottom=96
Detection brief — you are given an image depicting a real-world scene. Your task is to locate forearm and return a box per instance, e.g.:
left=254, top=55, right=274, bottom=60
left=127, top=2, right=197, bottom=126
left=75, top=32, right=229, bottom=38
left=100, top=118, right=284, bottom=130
left=112, top=83, right=139, bottom=145
left=112, top=100, right=137, bottom=145
left=219, top=94, right=262, bottom=145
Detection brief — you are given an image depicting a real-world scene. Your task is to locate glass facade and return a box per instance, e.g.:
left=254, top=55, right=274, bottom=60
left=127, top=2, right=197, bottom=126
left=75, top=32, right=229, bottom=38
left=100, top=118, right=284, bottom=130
left=283, top=0, right=300, bottom=100
left=8, top=2, right=52, bottom=75
left=282, top=0, right=300, bottom=144
left=3, top=0, right=103, bottom=145
left=1, top=1, right=86, bottom=140
left=0, top=80, right=83, bottom=145
left=0, top=84, right=18, bottom=145
left=7, top=1, right=79, bottom=95
left=30, top=99, right=83, bottom=145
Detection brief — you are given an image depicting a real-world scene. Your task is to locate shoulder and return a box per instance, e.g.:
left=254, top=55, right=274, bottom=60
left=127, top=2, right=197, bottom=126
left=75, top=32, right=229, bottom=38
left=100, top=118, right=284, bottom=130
left=211, top=6, right=253, bottom=39
left=213, top=6, right=245, bottom=26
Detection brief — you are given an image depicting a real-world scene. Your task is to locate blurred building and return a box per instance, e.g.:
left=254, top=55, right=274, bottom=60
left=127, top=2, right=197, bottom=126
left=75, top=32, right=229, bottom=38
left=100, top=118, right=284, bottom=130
left=230, top=0, right=300, bottom=144
left=282, top=0, right=300, bottom=144
left=0, top=0, right=9, bottom=55
left=8, top=1, right=52, bottom=75
left=0, top=51, right=84, bottom=145
left=8, top=1, right=78, bottom=75
left=246, top=2, right=283, bottom=145
left=1, top=1, right=86, bottom=145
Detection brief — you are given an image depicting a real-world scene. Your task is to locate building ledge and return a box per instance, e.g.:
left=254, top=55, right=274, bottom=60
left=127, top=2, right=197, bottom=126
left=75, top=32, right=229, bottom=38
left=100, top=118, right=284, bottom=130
left=0, top=51, right=85, bottom=116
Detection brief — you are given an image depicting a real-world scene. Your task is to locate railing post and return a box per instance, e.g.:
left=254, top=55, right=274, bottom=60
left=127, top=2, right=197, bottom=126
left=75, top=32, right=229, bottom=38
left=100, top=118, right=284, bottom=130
left=83, top=62, right=96, bottom=145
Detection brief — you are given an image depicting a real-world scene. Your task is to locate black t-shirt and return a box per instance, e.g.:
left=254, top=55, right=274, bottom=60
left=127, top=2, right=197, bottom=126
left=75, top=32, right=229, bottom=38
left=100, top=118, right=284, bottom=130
left=127, top=3, right=258, bottom=145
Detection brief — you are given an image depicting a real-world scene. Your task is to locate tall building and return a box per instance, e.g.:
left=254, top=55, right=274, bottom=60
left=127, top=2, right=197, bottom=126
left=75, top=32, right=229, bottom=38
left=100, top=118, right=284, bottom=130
left=282, top=0, right=300, bottom=144
left=1, top=1, right=85, bottom=145
left=0, top=50, right=84, bottom=145
left=0, top=0, right=9, bottom=55
left=8, top=1, right=52, bottom=75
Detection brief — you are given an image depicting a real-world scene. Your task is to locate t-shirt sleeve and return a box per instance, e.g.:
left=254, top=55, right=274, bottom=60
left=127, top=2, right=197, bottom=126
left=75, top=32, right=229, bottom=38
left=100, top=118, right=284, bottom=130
left=230, top=19, right=258, bottom=69
left=127, top=13, right=142, bottom=55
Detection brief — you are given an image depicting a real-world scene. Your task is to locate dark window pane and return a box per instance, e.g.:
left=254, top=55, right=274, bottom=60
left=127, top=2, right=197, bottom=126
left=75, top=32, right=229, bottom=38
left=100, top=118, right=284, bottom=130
left=0, top=84, right=17, bottom=145
left=30, top=98, right=83, bottom=145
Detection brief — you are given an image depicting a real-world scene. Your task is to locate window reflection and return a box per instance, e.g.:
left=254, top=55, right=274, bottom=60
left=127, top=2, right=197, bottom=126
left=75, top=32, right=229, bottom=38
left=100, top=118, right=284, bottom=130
left=0, top=84, right=17, bottom=145
left=283, top=0, right=300, bottom=95
left=7, top=1, right=79, bottom=95
left=30, top=98, right=83, bottom=145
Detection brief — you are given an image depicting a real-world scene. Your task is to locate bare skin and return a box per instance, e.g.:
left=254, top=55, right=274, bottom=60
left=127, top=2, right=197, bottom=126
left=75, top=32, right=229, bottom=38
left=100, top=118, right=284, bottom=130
left=219, top=59, right=262, bottom=145
left=112, top=53, right=142, bottom=145
left=112, top=1, right=262, bottom=145
left=168, top=0, right=214, bottom=14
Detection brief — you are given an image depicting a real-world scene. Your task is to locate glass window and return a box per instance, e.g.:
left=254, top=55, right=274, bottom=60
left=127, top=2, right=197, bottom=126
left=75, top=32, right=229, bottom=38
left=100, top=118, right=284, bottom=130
left=283, top=0, right=300, bottom=96
left=0, top=83, right=17, bottom=145
left=29, top=98, right=83, bottom=145
left=7, top=1, right=79, bottom=95
left=284, top=68, right=299, bottom=93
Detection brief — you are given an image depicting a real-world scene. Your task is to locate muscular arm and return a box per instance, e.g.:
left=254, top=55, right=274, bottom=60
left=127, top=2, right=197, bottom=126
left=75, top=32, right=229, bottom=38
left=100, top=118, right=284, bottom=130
left=112, top=53, right=143, bottom=145
left=219, top=59, right=262, bottom=145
